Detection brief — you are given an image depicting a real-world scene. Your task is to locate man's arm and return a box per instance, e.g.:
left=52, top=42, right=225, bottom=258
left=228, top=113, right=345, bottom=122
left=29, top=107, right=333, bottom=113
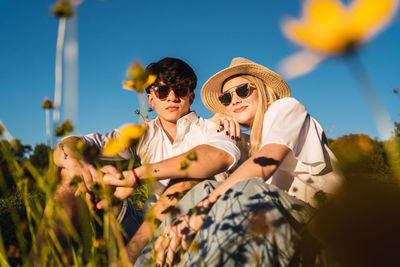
left=30, top=137, right=100, bottom=264
left=54, top=136, right=83, bottom=168
left=103, top=144, right=235, bottom=191
left=135, top=144, right=233, bottom=180
left=54, top=136, right=101, bottom=193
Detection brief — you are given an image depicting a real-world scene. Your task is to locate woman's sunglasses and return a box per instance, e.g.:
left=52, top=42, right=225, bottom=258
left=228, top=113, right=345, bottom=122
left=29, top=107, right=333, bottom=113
left=149, top=85, right=189, bottom=100
left=218, top=83, right=256, bottom=106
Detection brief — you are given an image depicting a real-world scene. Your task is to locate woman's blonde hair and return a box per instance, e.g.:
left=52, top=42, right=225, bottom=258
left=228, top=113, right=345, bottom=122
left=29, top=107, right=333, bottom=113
left=226, top=74, right=281, bottom=155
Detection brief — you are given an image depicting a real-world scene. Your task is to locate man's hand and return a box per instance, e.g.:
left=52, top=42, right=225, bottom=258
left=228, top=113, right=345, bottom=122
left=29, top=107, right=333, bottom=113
left=95, top=165, right=139, bottom=209
left=54, top=160, right=99, bottom=210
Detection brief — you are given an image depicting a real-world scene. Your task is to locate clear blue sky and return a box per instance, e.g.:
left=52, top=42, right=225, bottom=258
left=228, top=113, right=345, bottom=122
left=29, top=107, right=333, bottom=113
left=1, top=0, right=399, bottom=147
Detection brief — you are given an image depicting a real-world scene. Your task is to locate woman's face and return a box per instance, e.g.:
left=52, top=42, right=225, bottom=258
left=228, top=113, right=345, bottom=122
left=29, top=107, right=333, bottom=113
left=221, top=76, right=258, bottom=127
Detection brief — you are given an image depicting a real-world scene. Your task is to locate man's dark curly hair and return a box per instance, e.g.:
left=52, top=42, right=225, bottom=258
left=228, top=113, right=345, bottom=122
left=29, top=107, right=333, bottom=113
left=145, top=57, right=197, bottom=94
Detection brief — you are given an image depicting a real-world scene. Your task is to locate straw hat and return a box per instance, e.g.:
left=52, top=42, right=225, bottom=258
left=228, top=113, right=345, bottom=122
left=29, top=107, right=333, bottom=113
left=201, top=57, right=291, bottom=114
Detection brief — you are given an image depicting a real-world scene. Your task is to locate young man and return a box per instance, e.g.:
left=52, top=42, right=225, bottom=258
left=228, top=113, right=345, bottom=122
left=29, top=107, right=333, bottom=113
left=51, top=57, right=240, bottom=262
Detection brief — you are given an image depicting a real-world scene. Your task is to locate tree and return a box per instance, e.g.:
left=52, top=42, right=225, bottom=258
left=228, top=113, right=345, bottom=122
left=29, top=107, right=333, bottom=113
left=329, top=134, right=390, bottom=180
left=29, top=144, right=51, bottom=172
left=0, top=140, right=31, bottom=197
left=393, top=122, right=400, bottom=139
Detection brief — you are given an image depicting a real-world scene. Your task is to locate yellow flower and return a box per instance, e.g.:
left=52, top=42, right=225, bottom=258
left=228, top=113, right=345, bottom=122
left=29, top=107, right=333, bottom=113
left=93, top=238, right=106, bottom=248
left=176, top=159, right=190, bottom=171
left=186, top=150, right=198, bottom=161
left=55, top=119, right=74, bottom=137
left=75, top=139, right=86, bottom=152
left=52, top=0, right=74, bottom=18
left=280, top=0, right=399, bottom=78
left=103, top=124, right=147, bottom=156
left=41, top=97, right=54, bottom=109
left=188, top=240, right=200, bottom=253
left=122, top=62, right=157, bottom=93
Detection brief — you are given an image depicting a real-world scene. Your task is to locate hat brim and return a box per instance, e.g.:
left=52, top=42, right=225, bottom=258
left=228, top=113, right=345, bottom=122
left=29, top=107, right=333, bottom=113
left=201, top=63, right=291, bottom=115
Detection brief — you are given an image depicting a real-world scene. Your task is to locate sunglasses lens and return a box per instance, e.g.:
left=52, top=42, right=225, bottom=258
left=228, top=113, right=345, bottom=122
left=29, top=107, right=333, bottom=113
left=154, top=85, right=189, bottom=99
left=174, top=88, right=189, bottom=98
left=219, top=83, right=254, bottom=106
left=154, top=86, right=170, bottom=99
left=218, top=92, right=232, bottom=106
left=236, top=84, right=250, bottom=98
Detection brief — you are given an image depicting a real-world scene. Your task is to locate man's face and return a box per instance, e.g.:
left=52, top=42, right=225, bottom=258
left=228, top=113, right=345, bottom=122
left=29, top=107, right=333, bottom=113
left=147, top=82, right=195, bottom=124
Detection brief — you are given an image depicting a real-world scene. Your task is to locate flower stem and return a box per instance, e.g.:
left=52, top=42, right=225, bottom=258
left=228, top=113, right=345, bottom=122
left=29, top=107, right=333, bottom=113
left=345, top=52, right=400, bottom=179
left=137, top=93, right=146, bottom=123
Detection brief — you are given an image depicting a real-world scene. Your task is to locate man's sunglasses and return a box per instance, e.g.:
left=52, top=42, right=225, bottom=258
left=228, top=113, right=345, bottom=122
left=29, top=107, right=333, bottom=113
left=149, top=85, right=189, bottom=99
left=218, top=83, right=256, bottom=106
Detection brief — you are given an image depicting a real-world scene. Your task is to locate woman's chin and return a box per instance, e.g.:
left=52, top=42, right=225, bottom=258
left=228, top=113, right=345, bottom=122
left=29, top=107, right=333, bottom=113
left=233, top=116, right=253, bottom=127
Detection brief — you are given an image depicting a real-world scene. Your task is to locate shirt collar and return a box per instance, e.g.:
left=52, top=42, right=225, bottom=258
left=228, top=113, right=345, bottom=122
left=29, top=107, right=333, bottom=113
left=152, top=111, right=198, bottom=129
left=177, top=111, right=198, bottom=124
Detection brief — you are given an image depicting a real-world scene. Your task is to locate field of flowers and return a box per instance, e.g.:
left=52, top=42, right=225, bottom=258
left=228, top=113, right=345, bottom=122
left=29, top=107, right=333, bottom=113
left=1, top=0, right=400, bottom=266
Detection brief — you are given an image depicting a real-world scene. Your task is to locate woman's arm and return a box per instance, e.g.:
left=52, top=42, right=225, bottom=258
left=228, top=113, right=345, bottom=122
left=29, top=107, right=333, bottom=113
left=203, top=143, right=289, bottom=203
left=154, top=143, right=290, bottom=265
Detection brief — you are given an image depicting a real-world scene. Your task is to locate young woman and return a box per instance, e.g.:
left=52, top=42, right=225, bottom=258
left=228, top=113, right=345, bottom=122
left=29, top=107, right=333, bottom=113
left=137, top=57, right=343, bottom=266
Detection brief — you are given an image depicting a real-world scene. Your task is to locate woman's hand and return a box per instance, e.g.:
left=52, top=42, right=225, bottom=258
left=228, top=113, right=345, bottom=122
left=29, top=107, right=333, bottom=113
left=153, top=212, right=206, bottom=266
left=209, top=113, right=241, bottom=141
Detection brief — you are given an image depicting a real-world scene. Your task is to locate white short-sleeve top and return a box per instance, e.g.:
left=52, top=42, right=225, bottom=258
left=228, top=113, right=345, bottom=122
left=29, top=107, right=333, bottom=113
left=261, top=97, right=343, bottom=206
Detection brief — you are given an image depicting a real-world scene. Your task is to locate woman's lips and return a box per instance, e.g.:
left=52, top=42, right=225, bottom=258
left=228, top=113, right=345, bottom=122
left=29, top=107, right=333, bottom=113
left=234, top=106, right=247, bottom=113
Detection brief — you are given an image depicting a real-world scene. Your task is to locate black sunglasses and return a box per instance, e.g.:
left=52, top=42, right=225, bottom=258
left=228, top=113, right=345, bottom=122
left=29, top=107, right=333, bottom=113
left=218, top=83, right=256, bottom=106
left=150, top=85, right=189, bottom=99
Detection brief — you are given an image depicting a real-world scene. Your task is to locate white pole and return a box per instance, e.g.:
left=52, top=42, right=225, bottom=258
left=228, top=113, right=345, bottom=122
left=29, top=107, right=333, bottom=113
left=0, top=120, right=14, bottom=142
left=46, top=109, right=51, bottom=146
left=53, top=17, right=66, bottom=142
left=64, top=13, right=79, bottom=134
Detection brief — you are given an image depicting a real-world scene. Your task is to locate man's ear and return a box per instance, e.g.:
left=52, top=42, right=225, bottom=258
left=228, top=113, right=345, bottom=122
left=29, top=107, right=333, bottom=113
left=147, top=93, right=154, bottom=107
left=189, top=92, right=195, bottom=105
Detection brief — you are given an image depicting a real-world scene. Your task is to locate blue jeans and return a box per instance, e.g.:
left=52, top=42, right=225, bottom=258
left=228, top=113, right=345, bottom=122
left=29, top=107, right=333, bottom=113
left=118, top=199, right=144, bottom=244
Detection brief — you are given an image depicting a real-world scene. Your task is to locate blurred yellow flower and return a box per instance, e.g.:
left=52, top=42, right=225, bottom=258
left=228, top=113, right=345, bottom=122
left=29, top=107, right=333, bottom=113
left=93, top=238, right=106, bottom=248
left=55, top=119, right=74, bottom=137
left=177, top=159, right=190, bottom=171
left=41, top=97, right=54, bottom=109
left=186, top=150, right=198, bottom=161
left=52, top=0, right=74, bottom=18
left=75, top=139, right=86, bottom=152
left=122, top=62, right=157, bottom=93
left=103, top=124, right=147, bottom=156
left=280, top=0, right=399, bottom=78
left=188, top=240, right=200, bottom=253
left=6, top=244, right=21, bottom=258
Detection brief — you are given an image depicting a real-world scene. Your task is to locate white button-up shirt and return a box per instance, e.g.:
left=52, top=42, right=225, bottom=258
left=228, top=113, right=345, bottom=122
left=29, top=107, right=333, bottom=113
left=78, top=111, right=240, bottom=200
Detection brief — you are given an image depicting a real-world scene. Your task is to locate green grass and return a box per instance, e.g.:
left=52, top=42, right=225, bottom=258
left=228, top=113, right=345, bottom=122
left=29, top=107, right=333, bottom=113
left=0, top=140, right=149, bottom=266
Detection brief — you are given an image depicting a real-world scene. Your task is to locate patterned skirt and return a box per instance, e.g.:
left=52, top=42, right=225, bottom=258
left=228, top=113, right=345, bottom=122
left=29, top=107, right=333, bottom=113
left=135, top=178, right=324, bottom=266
